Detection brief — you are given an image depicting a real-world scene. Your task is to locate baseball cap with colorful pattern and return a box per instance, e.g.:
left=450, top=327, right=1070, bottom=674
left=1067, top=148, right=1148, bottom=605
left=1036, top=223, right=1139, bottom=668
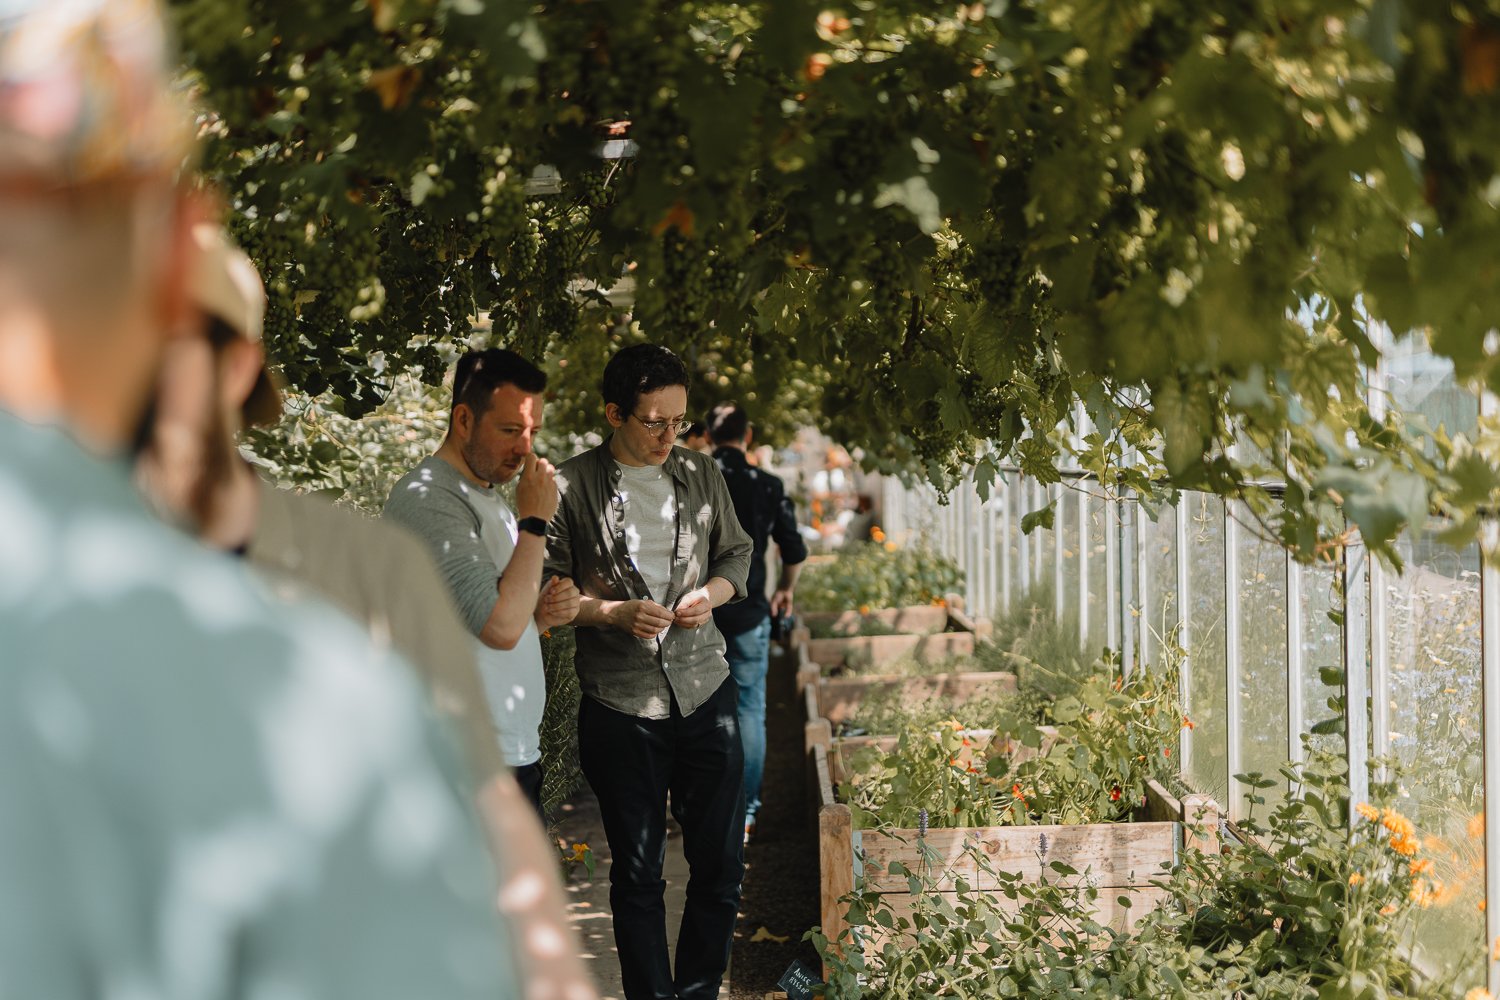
left=0, top=0, right=192, bottom=187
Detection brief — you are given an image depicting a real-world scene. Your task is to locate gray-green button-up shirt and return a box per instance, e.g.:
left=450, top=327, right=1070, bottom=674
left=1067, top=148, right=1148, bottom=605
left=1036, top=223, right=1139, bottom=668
left=545, top=440, right=752, bottom=719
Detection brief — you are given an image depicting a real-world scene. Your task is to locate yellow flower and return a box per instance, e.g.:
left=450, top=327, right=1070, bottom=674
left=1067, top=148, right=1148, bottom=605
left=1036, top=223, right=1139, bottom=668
left=1355, top=802, right=1380, bottom=822
left=1379, top=903, right=1398, bottom=916
left=1391, top=833, right=1419, bottom=857
left=569, top=842, right=590, bottom=861
left=1409, top=858, right=1435, bottom=878
left=1465, top=988, right=1493, bottom=1000
left=1348, top=872, right=1364, bottom=886
left=870, top=526, right=885, bottom=543
left=884, top=541, right=897, bottom=552
left=1470, top=813, right=1486, bottom=839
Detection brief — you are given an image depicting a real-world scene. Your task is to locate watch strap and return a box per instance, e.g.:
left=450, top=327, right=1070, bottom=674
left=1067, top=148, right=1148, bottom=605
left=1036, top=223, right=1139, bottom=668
left=517, top=516, right=549, bottom=537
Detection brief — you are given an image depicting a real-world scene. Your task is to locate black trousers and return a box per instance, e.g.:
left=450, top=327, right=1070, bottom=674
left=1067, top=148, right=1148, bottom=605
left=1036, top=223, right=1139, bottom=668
left=513, top=759, right=546, bottom=821
left=579, top=677, right=746, bottom=1000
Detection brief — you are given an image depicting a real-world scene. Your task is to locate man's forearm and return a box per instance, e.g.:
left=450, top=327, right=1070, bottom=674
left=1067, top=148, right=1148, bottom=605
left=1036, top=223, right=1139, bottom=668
left=777, top=562, right=803, bottom=591
left=703, top=576, right=736, bottom=608
left=480, top=533, right=546, bottom=649
left=572, top=593, right=620, bottom=629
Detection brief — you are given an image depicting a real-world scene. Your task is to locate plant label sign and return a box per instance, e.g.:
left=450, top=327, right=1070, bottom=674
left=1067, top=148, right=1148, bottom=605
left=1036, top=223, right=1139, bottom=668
left=777, top=960, right=822, bottom=1000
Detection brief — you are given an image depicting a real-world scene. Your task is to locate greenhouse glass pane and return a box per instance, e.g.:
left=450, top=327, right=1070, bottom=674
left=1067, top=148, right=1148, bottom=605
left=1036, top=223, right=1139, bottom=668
left=1185, top=494, right=1228, bottom=803
left=1086, top=487, right=1110, bottom=656
left=1383, top=333, right=1480, bottom=443
left=1000, top=478, right=1021, bottom=619
left=1234, top=503, right=1288, bottom=818
left=1300, top=561, right=1345, bottom=759
left=1142, top=502, right=1180, bottom=670
left=1028, top=482, right=1055, bottom=596
left=1385, top=533, right=1484, bottom=986
left=1060, top=488, right=1082, bottom=646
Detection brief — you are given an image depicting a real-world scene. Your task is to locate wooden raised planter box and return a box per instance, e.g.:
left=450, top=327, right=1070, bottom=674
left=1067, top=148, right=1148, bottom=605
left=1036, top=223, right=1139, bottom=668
left=801, top=604, right=950, bottom=638
left=812, top=739, right=1221, bottom=967
left=803, top=670, right=1020, bottom=739
left=792, top=603, right=990, bottom=687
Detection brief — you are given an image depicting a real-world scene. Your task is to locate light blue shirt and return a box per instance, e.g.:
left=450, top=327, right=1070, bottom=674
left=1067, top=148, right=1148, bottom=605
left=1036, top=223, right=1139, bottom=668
left=0, top=411, right=519, bottom=999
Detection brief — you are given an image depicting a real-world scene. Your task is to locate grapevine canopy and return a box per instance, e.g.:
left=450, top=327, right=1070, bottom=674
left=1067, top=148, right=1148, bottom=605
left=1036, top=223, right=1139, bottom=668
left=172, top=0, right=1500, bottom=562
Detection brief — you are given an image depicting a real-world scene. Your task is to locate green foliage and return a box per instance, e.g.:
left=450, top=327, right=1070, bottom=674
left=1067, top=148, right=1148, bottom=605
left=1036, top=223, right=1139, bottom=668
left=539, top=627, right=582, bottom=820
left=975, top=585, right=1092, bottom=699
left=840, top=663, right=1184, bottom=830
left=174, top=0, right=1500, bottom=561
left=797, top=541, right=964, bottom=614
left=835, top=686, right=1045, bottom=740
left=815, top=752, right=1457, bottom=998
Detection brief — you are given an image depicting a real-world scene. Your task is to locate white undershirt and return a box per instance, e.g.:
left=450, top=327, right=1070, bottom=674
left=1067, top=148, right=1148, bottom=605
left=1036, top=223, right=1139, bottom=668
left=616, top=461, right=677, bottom=605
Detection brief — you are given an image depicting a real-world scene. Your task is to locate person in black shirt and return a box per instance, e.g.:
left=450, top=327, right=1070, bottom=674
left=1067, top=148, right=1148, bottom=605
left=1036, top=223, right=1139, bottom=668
left=708, top=404, right=809, bottom=841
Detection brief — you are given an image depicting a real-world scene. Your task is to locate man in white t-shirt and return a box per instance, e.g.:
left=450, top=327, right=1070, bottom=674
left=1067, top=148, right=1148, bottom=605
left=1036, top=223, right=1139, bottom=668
left=386, top=348, right=580, bottom=815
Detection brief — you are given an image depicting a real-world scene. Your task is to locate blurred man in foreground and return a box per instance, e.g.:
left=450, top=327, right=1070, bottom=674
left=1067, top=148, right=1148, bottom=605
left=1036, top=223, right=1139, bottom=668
left=0, top=1, right=521, bottom=996
left=135, top=226, right=598, bottom=1000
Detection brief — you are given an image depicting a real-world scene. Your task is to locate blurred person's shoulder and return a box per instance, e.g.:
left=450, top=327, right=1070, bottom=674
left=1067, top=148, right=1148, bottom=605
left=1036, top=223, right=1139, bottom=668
left=0, top=413, right=512, bottom=995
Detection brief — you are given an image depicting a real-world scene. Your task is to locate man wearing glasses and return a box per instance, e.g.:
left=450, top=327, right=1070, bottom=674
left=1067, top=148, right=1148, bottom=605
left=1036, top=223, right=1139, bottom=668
left=545, top=344, right=751, bottom=1000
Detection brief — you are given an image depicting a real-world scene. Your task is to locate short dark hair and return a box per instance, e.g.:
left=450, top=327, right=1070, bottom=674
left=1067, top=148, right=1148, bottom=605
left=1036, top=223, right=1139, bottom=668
left=679, top=421, right=707, bottom=441
left=452, top=348, right=547, bottom=421
left=707, top=403, right=749, bottom=444
left=601, top=344, right=689, bottom=417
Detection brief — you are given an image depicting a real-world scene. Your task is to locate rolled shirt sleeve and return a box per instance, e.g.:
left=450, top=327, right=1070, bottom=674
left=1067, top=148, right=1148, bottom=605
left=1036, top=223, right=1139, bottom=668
left=705, top=462, right=752, bottom=602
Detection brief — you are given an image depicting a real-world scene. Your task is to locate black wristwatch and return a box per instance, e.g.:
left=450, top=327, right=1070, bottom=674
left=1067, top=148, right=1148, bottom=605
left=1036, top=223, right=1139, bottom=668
left=517, top=516, right=550, bottom=537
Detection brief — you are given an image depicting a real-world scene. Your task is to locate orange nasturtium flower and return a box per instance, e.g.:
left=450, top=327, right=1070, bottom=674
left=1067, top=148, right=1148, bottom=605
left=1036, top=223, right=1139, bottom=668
left=1410, top=858, right=1435, bottom=878
left=1355, top=802, right=1381, bottom=822
left=1348, top=873, right=1364, bottom=887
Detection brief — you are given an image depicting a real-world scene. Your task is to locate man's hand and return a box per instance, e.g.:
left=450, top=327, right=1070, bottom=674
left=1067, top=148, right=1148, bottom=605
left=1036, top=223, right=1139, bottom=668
left=535, top=577, right=581, bottom=630
left=673, top=587, right=714, bottom=630
left=514, top=453, right=559, bottom=521
left=611, top=599, right=675, bottom=639
left=770, top=588, right=794, bottom=618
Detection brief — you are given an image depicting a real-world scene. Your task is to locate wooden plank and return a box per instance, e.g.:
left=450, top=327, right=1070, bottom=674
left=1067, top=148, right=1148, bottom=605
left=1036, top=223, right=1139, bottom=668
left=818, top=804, right=855, bottom=967
left=807, top=631, right=975, bottom=669
left=818, top=671, right=1019, bottom=725
left=863, top=886, right=1171, bottom=951
left=804, top=715, right=831, bottom=758
left=1142, top=779, right=1182, bottom=824
left=812, top=742, right=836, bottom=810
left=858, top=822, right=1179, bottom=893
left=802, top=605, right=950, bottom=637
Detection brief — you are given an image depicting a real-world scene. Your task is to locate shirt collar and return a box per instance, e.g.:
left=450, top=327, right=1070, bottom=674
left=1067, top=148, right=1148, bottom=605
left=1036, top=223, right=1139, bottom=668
left=596, top=434, right=692, bottom=486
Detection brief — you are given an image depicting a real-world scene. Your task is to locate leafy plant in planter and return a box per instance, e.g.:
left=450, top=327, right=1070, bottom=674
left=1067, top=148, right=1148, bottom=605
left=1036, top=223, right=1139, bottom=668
left=835, top=686, right=1048, bottom=740
left=798, top=541, right=963, bottom=615
left=813, top=752, right=1459, bottom=999
left=840, top=663, right=1184, bottom=830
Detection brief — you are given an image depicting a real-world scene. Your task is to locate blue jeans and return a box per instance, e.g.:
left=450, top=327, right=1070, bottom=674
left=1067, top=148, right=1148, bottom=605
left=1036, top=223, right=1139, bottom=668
left=723, top=618, right=772, bottom=822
